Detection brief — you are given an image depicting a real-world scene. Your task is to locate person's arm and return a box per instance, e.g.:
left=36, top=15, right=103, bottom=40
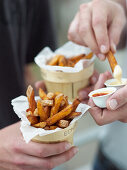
left=0, top=122, right=78, bottom=170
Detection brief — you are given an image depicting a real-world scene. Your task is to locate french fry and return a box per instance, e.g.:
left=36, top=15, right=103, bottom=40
left=39, top=88, right=47, bottom=100
left=58, top=55, right=67, bottom=66
left=33, top=108, right=39, bottom=116
left=27, top=115, right=39, bottom=125
left=57, top=120, right=69, bottom=128
left=48, top=54, right=61, bottom=66
left=47, top=104, right=73, bottom=126
left=33, top=122, right=47, bottom=128
left=72, top=98, right=80, bottom=112
left=44, top=126, right=58, bottom=130
left=40, top=100, right=53, bottom=106
left=60, top=96, right=69, bottom=110
left=50, top=94, right=64, bottom=117
left=47, top=92, right=55, bottom=100
left=106, top=51, right=117, bottom=72
left=44, top=106, right=51, bottom=118
left=84, top=52, right=93, bottom=59
left=37, top=100, right=48, bottom=121
left=69, top=54, right=86, bottom=64
left=26, top=85, right=36, bottom=113
left=67, top=60, right=75, bottom=67
left=66, top=112, right=81, bottom=120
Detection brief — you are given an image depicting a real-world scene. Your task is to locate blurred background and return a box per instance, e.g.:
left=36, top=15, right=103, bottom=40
left=29, top=0, right=127, bottom=169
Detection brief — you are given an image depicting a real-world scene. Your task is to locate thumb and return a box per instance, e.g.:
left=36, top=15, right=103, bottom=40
left=107, top=85, right=127, bottom=110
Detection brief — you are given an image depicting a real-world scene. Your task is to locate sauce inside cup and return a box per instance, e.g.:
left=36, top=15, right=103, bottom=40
left=92, top=92, right=109, bottom=97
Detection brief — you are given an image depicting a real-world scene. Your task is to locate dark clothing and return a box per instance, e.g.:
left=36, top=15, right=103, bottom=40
left=93, top=148, right=121, bottom=170
left=0, top=0, right=56, bottom=129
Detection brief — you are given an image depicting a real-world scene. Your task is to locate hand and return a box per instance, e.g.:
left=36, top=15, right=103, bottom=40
left=88, top=72, right=127, bottom=125
left=78, top=70, right=99, bottom=104
left=68, top=0, right=126, bottom=60
left=35, top=80, right=47, bottom=92
left=0, top=122, right=78, bottom=170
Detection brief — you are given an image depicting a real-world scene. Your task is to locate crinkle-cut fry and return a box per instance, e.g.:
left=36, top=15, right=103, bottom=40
left=26, top=85, right=36, bottom=113
left=72, top=98, right=80, bottom=112
left=69, top=54, right=86, bottom=63
left=106, top=51, right=118, bottom=72
left=67, top=60, right=75, bottom=67
left=37, top=100, right=48, bottom=121
left=44, top=106, right=51, bottom=118
left=27, top=115, right=39, bottom=125
left=50, top=94, right=64, bottom=117
left=44, top=126, right=58, bottom=130
left=47, top=104, right=73, bottom=126
left=33, top=122, right=46, bottom=128
left=58, top=55, right=67, bottom=66
left=48, top=54, right=61, bottom=66
left=40, top=100, right=53, bottom=106
left=57, top=120, right=69, bottom=128
left=39, top=88, right=48, bottom=100
left=66, top=112, right=81, bottom=120
left=47, top=92, right=55, bottom=100
left=84, top=52, right=93, bottom=59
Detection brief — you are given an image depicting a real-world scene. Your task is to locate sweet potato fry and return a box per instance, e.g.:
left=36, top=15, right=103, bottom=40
left=69, top=54, right=86, bottom=63
left=58, top=55, right=67, bottom=66
left=40, top=100, right=53, bottom=106
left=66, top=112, right=81, bottom=120
left=39, top=88, right=47, bottom=100
left=106, top=51, right=117, bottom=72
left=57, top=120, right=69, bottom=128
left=47, top=92, right=55, bottom=100
left=47, top=104, right=73, bottom=126
left=44, top=125, right=58, bottom=130
left=67, top=60, right=75, bottom=67
left=72, top=98, right=80, bottom=112
left=26, top=85, right=36, bottom=113
left=37, top=100, right=48, bottom=121
left=27, top=115, right=39, bottom=125
left=33, top=108, right=39, bottom=116
left=44, top=106, right=51, bottom=118
left=33, top=122, right=46, bottom=128
left=50, top=94, right=64, bottom=117
left=60, top=96, right=69, bottom=111
left=84, top=52, right=93, bottom=59
left=48, top=54, right=61, bottom=66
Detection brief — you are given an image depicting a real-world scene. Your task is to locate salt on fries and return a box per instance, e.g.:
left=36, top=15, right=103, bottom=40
left=47, top=52, right=93, bottom=67
left=26, top=85, right=81, bottom=129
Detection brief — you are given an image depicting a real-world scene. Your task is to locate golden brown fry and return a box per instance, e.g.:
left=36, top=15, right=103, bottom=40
left=47, top=92, right=55, bottom=100
left=67, top=60, right=75, bottom=67
left=60, top=96, right=69, bottom=111
left=66, top=112, right=81, bottom=120
left=48, top=54, right=61, bottom=66
left=57, top=120, right=69, bottom=128
left=40, top=100, right=53, bottom=106
left=33, top=122, right=47, bottom=128
left=69, top=54, right=86, bottom=64
left=44, top=106, right=51, bottom=118
left=27, top=115, right=39, bottom=125
left=26, top=85, right=36, bottom=113
left=47, top=105, right=73, bottom=126
left=58, top=55, right=67, bottom=66
left=106, top=51, right=118, bottom=72
left=84, top=52, right=93, bottom=59
left=44, top=125, right=58, bottom=130
left=37, top=100, right=48, bottom=121
left=72, top=98, right=80, bottom=112
left=39, top=88, right=47, bottom=100
left=50, top=94, right=64, bottom=117
left=33, top=108, right=39, bottom=116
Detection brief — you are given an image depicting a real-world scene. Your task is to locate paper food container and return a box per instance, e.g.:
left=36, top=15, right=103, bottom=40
left=35, top=42, right=95, bottom=101
left=11, top=96, right=90, bottom=144
left=32, top=122, right=76, bottom=145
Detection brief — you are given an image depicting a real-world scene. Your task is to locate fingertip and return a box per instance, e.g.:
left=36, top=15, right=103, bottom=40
left=73, top=147, right=79, bottom=155
left=97, top=54, right=106, bottom=61
left=100, top=45, right=109, bottom=54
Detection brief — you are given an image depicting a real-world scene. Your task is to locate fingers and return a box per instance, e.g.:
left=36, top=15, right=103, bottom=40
left=48, top=146, right=78, bottom=169
left=68, top=13, right=85, bottom=46
left=89, top=70, right=99, bottom=85
left=15, top=141, right=72, bottom=158
left=107, top=85, right=127, bottom=110
left=78, top=4, right=99, bottom=53
left=78, top=85, right=94, bottom=101
left=34, top=81, right=47, bottom=92
left=92, top=2, right=109, bottom=55
left=94, top=71, right=112, bottom=90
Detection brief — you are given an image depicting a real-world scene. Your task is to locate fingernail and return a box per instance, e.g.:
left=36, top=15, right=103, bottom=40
left=98, top=54, right=105, bottom=61
left=73, top=147, right=79, bottom=154
left=91, top=76, right=97, bottom=84
left=78, top=91, right=88, bottom=100
left=109, top=99, right=118, bottom=110
left=111, top=43, right=116, bottom=53
left=100, top=45, right=107, bottom=53
left=65, top=143, right=72, bottom=150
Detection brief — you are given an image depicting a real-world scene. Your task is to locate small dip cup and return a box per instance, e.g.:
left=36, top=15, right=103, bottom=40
left=88, top=87, right=117, bottom=108
left=104, top=78, right=127, bottom=90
